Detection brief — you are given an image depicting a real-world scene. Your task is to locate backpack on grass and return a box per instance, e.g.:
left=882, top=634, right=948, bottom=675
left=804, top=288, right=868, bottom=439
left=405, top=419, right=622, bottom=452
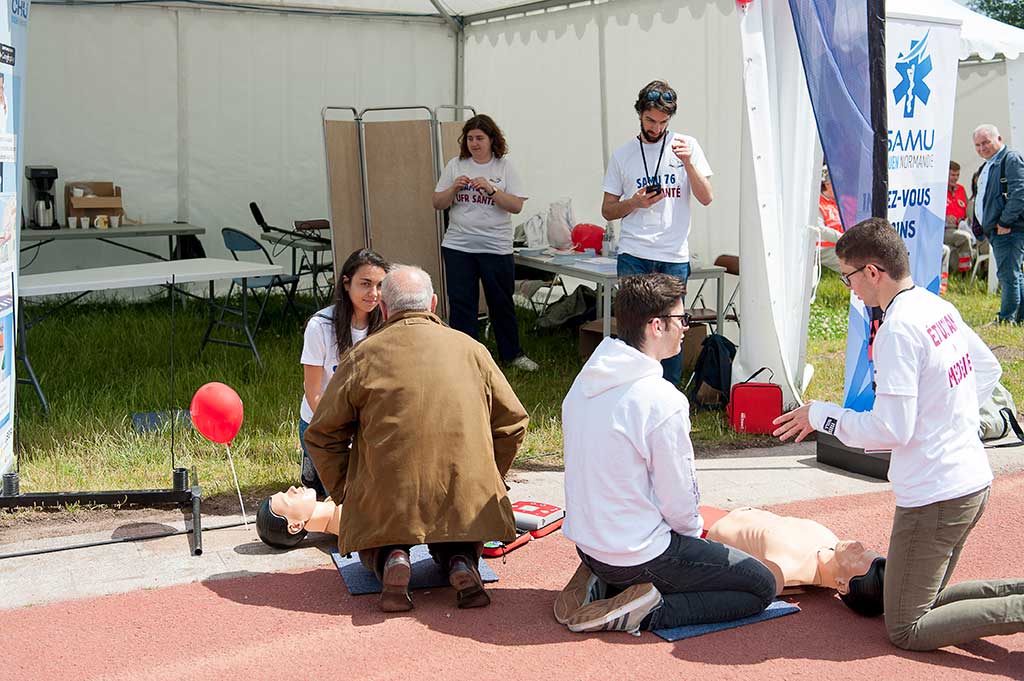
left=978, top=382, right=1024, bottom=445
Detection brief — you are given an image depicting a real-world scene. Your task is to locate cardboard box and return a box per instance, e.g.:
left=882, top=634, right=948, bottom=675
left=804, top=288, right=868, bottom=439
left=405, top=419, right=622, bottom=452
left=578, top=318, right=708, bottom=373
left=64, top=181, right=125, bottom=226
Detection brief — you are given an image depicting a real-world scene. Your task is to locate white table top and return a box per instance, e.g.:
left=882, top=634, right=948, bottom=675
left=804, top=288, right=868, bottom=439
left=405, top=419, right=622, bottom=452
left=259, top=231, right=332, bottom=252
left=514, top=251, right=724, bottom=282
left=20, top=223, right=205, bottom=241
left=19, top=258, right=282, bottom=297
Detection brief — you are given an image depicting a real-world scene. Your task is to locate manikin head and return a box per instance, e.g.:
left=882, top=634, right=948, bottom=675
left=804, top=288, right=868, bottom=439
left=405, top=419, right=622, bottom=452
left=835, top=217, right=911, bottom=308
left=255, top=486, right=317, bottom=549
left=380, top=265, right=437, bottom=320
left=459, top=114, right=507, bottom=163
left=972, top=123, right=1004, bottom=161
left=614, top=273, right=689, bottom=361
left=635, top=80, right=678, bottom=144
left=818, top=540, right=886, bottom=616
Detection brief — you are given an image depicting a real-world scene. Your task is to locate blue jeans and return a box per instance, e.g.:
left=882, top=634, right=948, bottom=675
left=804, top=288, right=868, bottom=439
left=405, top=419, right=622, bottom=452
left=298, top=418, right=326, bottom=497
left=442, top=248, right=523, bottom=361
left=579, top=531, right=776, bottom=630
left=616, top=253, right=691, bottom=385
left=990, top=230, right=1024, bottom=322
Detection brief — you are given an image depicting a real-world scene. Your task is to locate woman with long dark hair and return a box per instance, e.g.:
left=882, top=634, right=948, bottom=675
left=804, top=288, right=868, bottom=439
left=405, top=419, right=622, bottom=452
left=432, top=114, right=538, bottom=371
left=298, top=248, right=389, bottom=494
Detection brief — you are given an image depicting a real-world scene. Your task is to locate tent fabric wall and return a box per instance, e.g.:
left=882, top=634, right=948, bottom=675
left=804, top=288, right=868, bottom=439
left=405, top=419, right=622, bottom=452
left=734, top=0, right=817, bottom=405
left=24, top=7, right=179, bottom=274
left=24, top=5, right=455, bottom=279
left=463, top=0, right=744, bottom=303
left=951, top=60, right=1011, bottom=182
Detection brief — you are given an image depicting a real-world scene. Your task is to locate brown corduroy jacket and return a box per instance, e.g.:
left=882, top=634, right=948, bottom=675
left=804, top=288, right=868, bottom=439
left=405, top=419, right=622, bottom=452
left=304, top=309, right=528, bottom=555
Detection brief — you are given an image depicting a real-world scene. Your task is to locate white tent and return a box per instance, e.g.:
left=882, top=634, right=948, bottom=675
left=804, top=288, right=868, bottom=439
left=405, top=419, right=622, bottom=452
left=23, top=0, right=1024, bottom=404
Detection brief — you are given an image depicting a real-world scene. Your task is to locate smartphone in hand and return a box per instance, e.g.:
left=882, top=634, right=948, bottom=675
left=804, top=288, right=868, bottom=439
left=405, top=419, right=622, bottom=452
left=645, top=184, right=663, bottom=196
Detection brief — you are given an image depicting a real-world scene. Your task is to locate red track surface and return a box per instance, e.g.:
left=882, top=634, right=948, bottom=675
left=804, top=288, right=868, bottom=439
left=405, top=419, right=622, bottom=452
left=6, top=474, right=1024, bottom=681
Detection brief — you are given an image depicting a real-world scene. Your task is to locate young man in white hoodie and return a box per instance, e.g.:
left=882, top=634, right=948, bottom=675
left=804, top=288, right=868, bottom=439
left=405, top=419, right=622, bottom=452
left=557, top=273, right=776, bottom=635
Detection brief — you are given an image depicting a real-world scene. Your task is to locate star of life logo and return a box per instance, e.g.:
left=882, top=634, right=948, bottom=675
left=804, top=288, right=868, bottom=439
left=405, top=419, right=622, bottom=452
left=893, top=31, right=932, bottom=119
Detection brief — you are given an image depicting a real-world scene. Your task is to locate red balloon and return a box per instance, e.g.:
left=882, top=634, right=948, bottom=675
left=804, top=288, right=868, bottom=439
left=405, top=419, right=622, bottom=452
left=190, top=382, right=244, bottom=444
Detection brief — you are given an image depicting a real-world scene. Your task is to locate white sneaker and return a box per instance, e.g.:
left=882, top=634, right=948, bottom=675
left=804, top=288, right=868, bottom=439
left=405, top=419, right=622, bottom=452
left=567, top=583, right=662, bottom=635
left=510, top=355, right=539, bottom=372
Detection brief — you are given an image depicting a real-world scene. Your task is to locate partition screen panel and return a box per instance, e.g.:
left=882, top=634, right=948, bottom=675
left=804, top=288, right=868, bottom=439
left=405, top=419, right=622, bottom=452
left=324, top=119, right=367, bottom=272
left=363, top=119, right=446, bottom=318
left=439, top=121, right=463, bottom=167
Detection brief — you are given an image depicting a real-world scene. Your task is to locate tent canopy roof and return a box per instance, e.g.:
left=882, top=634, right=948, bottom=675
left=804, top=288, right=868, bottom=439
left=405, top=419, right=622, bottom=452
left=232, top=0, right=1024, bottom=59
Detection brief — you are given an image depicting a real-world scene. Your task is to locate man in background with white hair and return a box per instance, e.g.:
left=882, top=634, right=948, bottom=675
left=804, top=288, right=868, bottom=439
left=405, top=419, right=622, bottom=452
left=305, top=265, right=529, bottom=613
left=973, top=123, right=1024, bottom=325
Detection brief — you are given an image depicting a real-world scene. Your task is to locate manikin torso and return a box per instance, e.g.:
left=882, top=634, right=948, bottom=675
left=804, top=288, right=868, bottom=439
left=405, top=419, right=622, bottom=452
left=705, top=507, right=838, bottom=594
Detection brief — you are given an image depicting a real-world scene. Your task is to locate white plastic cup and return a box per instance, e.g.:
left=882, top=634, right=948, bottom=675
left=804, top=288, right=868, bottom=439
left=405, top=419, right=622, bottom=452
left=71, top=187, right=85, bottom=198
left=110, top=215, right=120, bottom=229
left=67, top=216, right=77, bottom=229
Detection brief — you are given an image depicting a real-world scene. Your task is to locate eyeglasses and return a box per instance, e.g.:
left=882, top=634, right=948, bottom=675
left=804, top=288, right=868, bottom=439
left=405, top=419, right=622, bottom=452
left=653, top=313, right=692, bottom=327
left=644, top=89, right=675, bottom=104
left=839, top=263, right=885, bottom=287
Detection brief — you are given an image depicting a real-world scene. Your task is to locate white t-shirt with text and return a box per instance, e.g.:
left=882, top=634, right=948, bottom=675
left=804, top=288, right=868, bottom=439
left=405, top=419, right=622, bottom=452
left=603, top=132, right=713, bottom=263
left=436, top=156, right=527, bottom=255
left=810, top=287, right=998, bottom=508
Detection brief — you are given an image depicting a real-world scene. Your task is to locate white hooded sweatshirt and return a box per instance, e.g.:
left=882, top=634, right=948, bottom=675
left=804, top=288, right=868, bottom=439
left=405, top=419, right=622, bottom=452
left=562, top=337, right=703, bottom=567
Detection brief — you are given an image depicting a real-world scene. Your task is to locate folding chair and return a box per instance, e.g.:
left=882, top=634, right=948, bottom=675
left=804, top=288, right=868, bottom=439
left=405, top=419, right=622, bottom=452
left=293, top=219, right=335, bottom=306
left=688, top=254, right=740, bottom=333
left=218, top=227, right=301, bottom=333
left=514, top=263, right=568, bottom=319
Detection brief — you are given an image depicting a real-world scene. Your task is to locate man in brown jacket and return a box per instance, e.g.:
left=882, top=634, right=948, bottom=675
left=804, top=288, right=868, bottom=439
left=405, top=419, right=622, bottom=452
left=305, top=265, right=529, bottom=613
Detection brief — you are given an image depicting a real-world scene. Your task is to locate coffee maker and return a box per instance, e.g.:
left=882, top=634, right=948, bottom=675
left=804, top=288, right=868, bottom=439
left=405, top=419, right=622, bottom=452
left=26, top=165, right=59, bottom=229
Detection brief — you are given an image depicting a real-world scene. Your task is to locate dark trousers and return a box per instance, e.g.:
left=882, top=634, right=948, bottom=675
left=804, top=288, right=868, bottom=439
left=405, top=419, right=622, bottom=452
left=579, top=531, right=776, bottom=630
left=443, top=247, right=523, bottom=361
left=360, top=542, right=483, bottom=578
left=616, top=253, right=690, bottom=385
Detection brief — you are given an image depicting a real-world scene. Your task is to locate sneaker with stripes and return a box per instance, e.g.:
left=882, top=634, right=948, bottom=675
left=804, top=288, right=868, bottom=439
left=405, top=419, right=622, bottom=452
left=566, top=583, right=662, bottom=636
left=553, top=561, right=607, bottom=624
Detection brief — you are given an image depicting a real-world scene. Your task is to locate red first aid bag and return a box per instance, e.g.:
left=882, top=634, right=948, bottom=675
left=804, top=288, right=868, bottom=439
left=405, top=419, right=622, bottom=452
left=727, top=367, right=783, bottom=434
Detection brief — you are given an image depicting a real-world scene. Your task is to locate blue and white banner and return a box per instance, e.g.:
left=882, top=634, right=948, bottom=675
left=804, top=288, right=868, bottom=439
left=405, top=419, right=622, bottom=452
left=842, top=15, right=961, bottom=411
left=0, top=0, right=28, bottom=475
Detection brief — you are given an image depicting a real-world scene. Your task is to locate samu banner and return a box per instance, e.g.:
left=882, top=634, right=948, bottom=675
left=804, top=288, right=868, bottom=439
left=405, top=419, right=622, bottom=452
left=841, top=14, right=961, bottom=411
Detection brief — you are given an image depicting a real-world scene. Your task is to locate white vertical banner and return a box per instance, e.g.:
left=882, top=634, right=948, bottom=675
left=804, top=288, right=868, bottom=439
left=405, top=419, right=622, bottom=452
left=842, top=14, right=961, bottom=411
left=0, top=0, right=27, bottom=476
left=887, top=15, right=960, bottom=292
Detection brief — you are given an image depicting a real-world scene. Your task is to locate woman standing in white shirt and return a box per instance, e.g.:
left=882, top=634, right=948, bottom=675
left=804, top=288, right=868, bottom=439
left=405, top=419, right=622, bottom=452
left=299, top=248, right=388, bottom=495
left=433, top=114, right=537, bottom=372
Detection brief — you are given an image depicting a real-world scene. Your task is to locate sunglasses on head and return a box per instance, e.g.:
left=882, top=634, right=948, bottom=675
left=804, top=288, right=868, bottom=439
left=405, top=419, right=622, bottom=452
left=644, top=89, right=675, bottom=104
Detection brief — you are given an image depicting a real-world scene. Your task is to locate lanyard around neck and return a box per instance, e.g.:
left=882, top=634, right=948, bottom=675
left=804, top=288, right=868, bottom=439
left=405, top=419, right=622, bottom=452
left=638, top=134, right=668, bottom=186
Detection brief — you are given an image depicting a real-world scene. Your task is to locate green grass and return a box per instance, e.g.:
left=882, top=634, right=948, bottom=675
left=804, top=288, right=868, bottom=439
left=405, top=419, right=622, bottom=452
left=805, top=269, right=1024, bottom=405
left=11, top=273, right=1021, bottom=503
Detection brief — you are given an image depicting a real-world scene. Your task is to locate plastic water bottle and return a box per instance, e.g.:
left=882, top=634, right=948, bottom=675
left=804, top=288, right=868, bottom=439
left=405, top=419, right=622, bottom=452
left=603, top=225, right=617, bottom=257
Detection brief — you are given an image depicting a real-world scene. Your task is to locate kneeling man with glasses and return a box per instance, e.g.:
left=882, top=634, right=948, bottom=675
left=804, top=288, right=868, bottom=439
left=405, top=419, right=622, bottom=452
left=557, top=273, right=776, bottom=635
left=775, top=218, right=1024, bottom=651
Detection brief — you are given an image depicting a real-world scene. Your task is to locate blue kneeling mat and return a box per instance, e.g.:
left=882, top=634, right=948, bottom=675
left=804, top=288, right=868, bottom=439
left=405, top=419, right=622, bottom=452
left=652, top=599, right=800, bottom=642
left=331, top=545, right=498, bottom=596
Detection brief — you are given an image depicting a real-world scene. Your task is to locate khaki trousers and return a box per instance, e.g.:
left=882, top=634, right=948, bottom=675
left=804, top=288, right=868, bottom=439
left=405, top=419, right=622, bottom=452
left=885, top=486, right=1024, bottom=650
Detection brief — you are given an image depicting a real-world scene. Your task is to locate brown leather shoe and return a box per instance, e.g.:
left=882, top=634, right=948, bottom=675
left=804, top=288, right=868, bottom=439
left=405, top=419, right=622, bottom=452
left=449, top=556, right=490, bottom=608
left=379, top=549, right=413, bottom=612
